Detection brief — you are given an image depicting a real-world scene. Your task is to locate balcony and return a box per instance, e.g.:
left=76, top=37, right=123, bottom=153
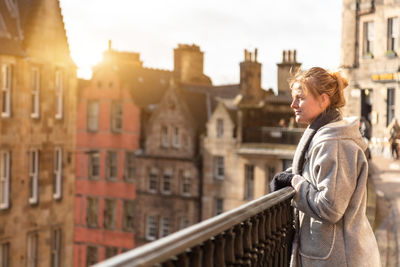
left=93, top=187, right=295, bottom=267
left=242, top=127, right=305, bottom=145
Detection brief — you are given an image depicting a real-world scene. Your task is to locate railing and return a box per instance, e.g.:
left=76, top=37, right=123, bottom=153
left=243, top=127, right=304, bottom=145
left=93, top=187, right=296, bottom=267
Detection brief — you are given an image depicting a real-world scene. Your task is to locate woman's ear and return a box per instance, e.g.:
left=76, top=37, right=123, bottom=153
left=319, top=93, right=331, bottom=109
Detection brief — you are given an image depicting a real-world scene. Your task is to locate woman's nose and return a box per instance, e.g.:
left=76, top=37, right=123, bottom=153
left=290, top=99, right=297, bottom=109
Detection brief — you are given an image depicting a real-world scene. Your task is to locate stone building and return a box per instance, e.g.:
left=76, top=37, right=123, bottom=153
left=0, top=0, right=76, bottom=266
left=341, top=0, right=400, bottom=154
left=202, top=50, right=304, bottom=219
left=133, top=80, right=208, bottom=247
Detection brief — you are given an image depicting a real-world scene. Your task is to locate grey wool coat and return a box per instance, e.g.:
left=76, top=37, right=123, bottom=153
left=290, top=117, right=381, bottom=267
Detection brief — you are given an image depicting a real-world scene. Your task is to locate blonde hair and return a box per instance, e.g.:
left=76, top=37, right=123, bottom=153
left=289, top=67, right=348, bottom=109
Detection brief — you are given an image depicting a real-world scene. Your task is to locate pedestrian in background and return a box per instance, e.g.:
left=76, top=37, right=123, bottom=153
left=271, top=67, right=381, bottom=266
left=388, top=118, right=400, bottom=160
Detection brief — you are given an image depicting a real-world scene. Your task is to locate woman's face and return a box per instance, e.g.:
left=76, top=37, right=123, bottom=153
left=290, top=82, right=324, bottom=125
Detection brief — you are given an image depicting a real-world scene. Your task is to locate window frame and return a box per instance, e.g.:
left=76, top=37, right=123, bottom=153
left=27, top=232, right=38, bottom=267
left=244, top=164, right=254, bottom=200
left=0, top=242, right=10, bottom=267
left=28, top=149, right=39, bottom=205
left=161, top=126, right=169, bottom=148
left=124, top=152, right=136, bottom=181
left=0, top=150, right=10, bottom=210
left=216, top=118, right=224, bottom=138
left=31, top=67, right=40, bottom=119
left=105, top=151, right=118, bottom=181
left=51, top=228, right=62, bottom=267
left=387, top=88, right=396, bottom=126
left=161, top=169, right=172, bottom=195
left=146, top=215, right=157, bottom=241
left=53, top=147, right=63, bottom=200
left=103, top=198, right=117, bottom=230
left=215, top=198, right=223, bottom=215
left=86, top=196, right=99, bottom=228
left=387, top=17, right=399, bottom=53
left=122, top=200, right=135, bottom=232
left=159, top=217, right=170, bottom=238
left=363, top=21, right=374, bottom=56
left=1, top=64, right=12, bottom=118
left=55, top=70, right=63, bottom=119
left=148, top=168, right=158, bottom=193
left=172, top=127, right=179, bottom=148
left=87, top=100, right=99, bottom=132
left=86, top=245, right=98, bottom=267
left=214, top=156, right=225, bottom=180
left=181, top=170, right=191, bottom=196
left=111, top=101, right=123, bottom=133
left=88, top=152, right=100, bottom=180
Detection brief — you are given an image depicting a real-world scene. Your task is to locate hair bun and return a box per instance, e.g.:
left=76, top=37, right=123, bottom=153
left=330, top=71, right=349, bottom=91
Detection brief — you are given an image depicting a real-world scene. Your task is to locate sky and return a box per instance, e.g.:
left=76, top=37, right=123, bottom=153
left=59, top=0, right=343, bottom=91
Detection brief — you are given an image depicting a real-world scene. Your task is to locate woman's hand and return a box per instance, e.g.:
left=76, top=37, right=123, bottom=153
left=270, top=171, right=294, bottom=191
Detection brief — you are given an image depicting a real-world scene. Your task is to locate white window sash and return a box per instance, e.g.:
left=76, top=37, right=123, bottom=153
left=29, top=150, right=39, bottom=204
left=161, top=127, right=169, bottom=147
left=1, top=64, right=11, bottom=118
left=0, top=151, right=10, bottom=210
left=173, top=127, right=179, bottom=148
left=55, top=71, right=63, bottom=119
left=31, top=68, right=40, bottom=118
left=87, top=101, right=99, bottom=131
left=146, top=215, right=157, bottom=241
left=215, top=156, right=224, bottom=179
left=51, top=229, right=61, bottom=267
left=160, top=217, right=169, bottom=237
left=53, top=147, right=62, bottom=200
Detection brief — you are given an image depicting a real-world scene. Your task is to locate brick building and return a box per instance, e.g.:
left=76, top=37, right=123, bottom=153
left=0, top=0, right=77, bottom=266
left=74, top=46, right=143, bottom=266
left=341, top=0, right=400, bottom=154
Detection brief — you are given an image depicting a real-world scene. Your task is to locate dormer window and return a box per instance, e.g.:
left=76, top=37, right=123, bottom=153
left=217, top=119, right=224, bottom=138
left=173, top=127, right=179, bottom=148
left=161, top=126, right=169, bottom=148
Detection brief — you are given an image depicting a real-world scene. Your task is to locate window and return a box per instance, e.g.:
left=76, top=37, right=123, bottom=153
left=215, top=198, right=223, bottom=215
left=86, top=246, right=98, bottom=267
left=29, top=149, right=39, bottom=205
left=111, top=102, right=123, bottom=132
left=363, top=21, right=374, bottom=56
left=105, top=151, right=118, bottom=181
left=87, top=101, right=99, bottom=132
left=266, top=166, right=275, bottom=194
left=387, top=88, right=396, bottom=126
left=181, top=170, right=191, bottom=196
left=161, top=126, right=169, bottom=147
left=172, top=127, right=179, bottom=148
left=214, top=156, right=224, bottom=180
left=27, top=233, right=38, bottom=267
left=88, top=152, right=100, bottom=180
left=146, top=215, right=157, bottom=241
left=86, top=197, right=98, bottom=228
left=160, top=217, right=170, bottom=238
left=179, top=217, right=189, bottom=230
left=31, top=68, right=40, bottom=118
left=122, top=200, right=135, bottom=232
left=104, top=199, right=116, bottom=230
left=1, top=64, right=12, bottom=118
left=282, top=159, right=292, bottom=171
left=387, top=17, right=399, bottom=53
left=51, top=229, right=61, bottom=267
left=124, top=152, right=136, bottom=181
left=217, top=118, right=224, bottom=138
left=55, top=70, right=63, bottom=119
left=105, top=247, right=118, bottom=259
left=53, top=147, right=62, bottom=200
left=0, top=151, right=10, bottom=210
left=162, top=169, right=172, bottom=194
left=148, top=168, right=158, bottom=193
left=244, top=164, right=254, bottom=200
left=0, top=242, right=9, bottom=267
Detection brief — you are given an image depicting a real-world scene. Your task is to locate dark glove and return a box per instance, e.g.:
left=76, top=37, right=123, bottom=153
left=270, top=171, right=294, bottom=192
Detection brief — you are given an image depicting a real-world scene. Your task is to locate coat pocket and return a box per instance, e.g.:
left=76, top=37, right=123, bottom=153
left=299, top=217, right=336, bottom=260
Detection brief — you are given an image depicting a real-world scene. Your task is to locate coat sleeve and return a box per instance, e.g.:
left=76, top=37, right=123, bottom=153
left=291, top=139, right=367, bottom=224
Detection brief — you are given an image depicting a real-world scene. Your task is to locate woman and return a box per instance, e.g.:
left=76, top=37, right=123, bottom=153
left=271, top=67, right=381, bottom=266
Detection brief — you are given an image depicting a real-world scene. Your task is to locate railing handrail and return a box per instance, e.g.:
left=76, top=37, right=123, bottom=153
left=93, top=187, right=295, bottom=267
